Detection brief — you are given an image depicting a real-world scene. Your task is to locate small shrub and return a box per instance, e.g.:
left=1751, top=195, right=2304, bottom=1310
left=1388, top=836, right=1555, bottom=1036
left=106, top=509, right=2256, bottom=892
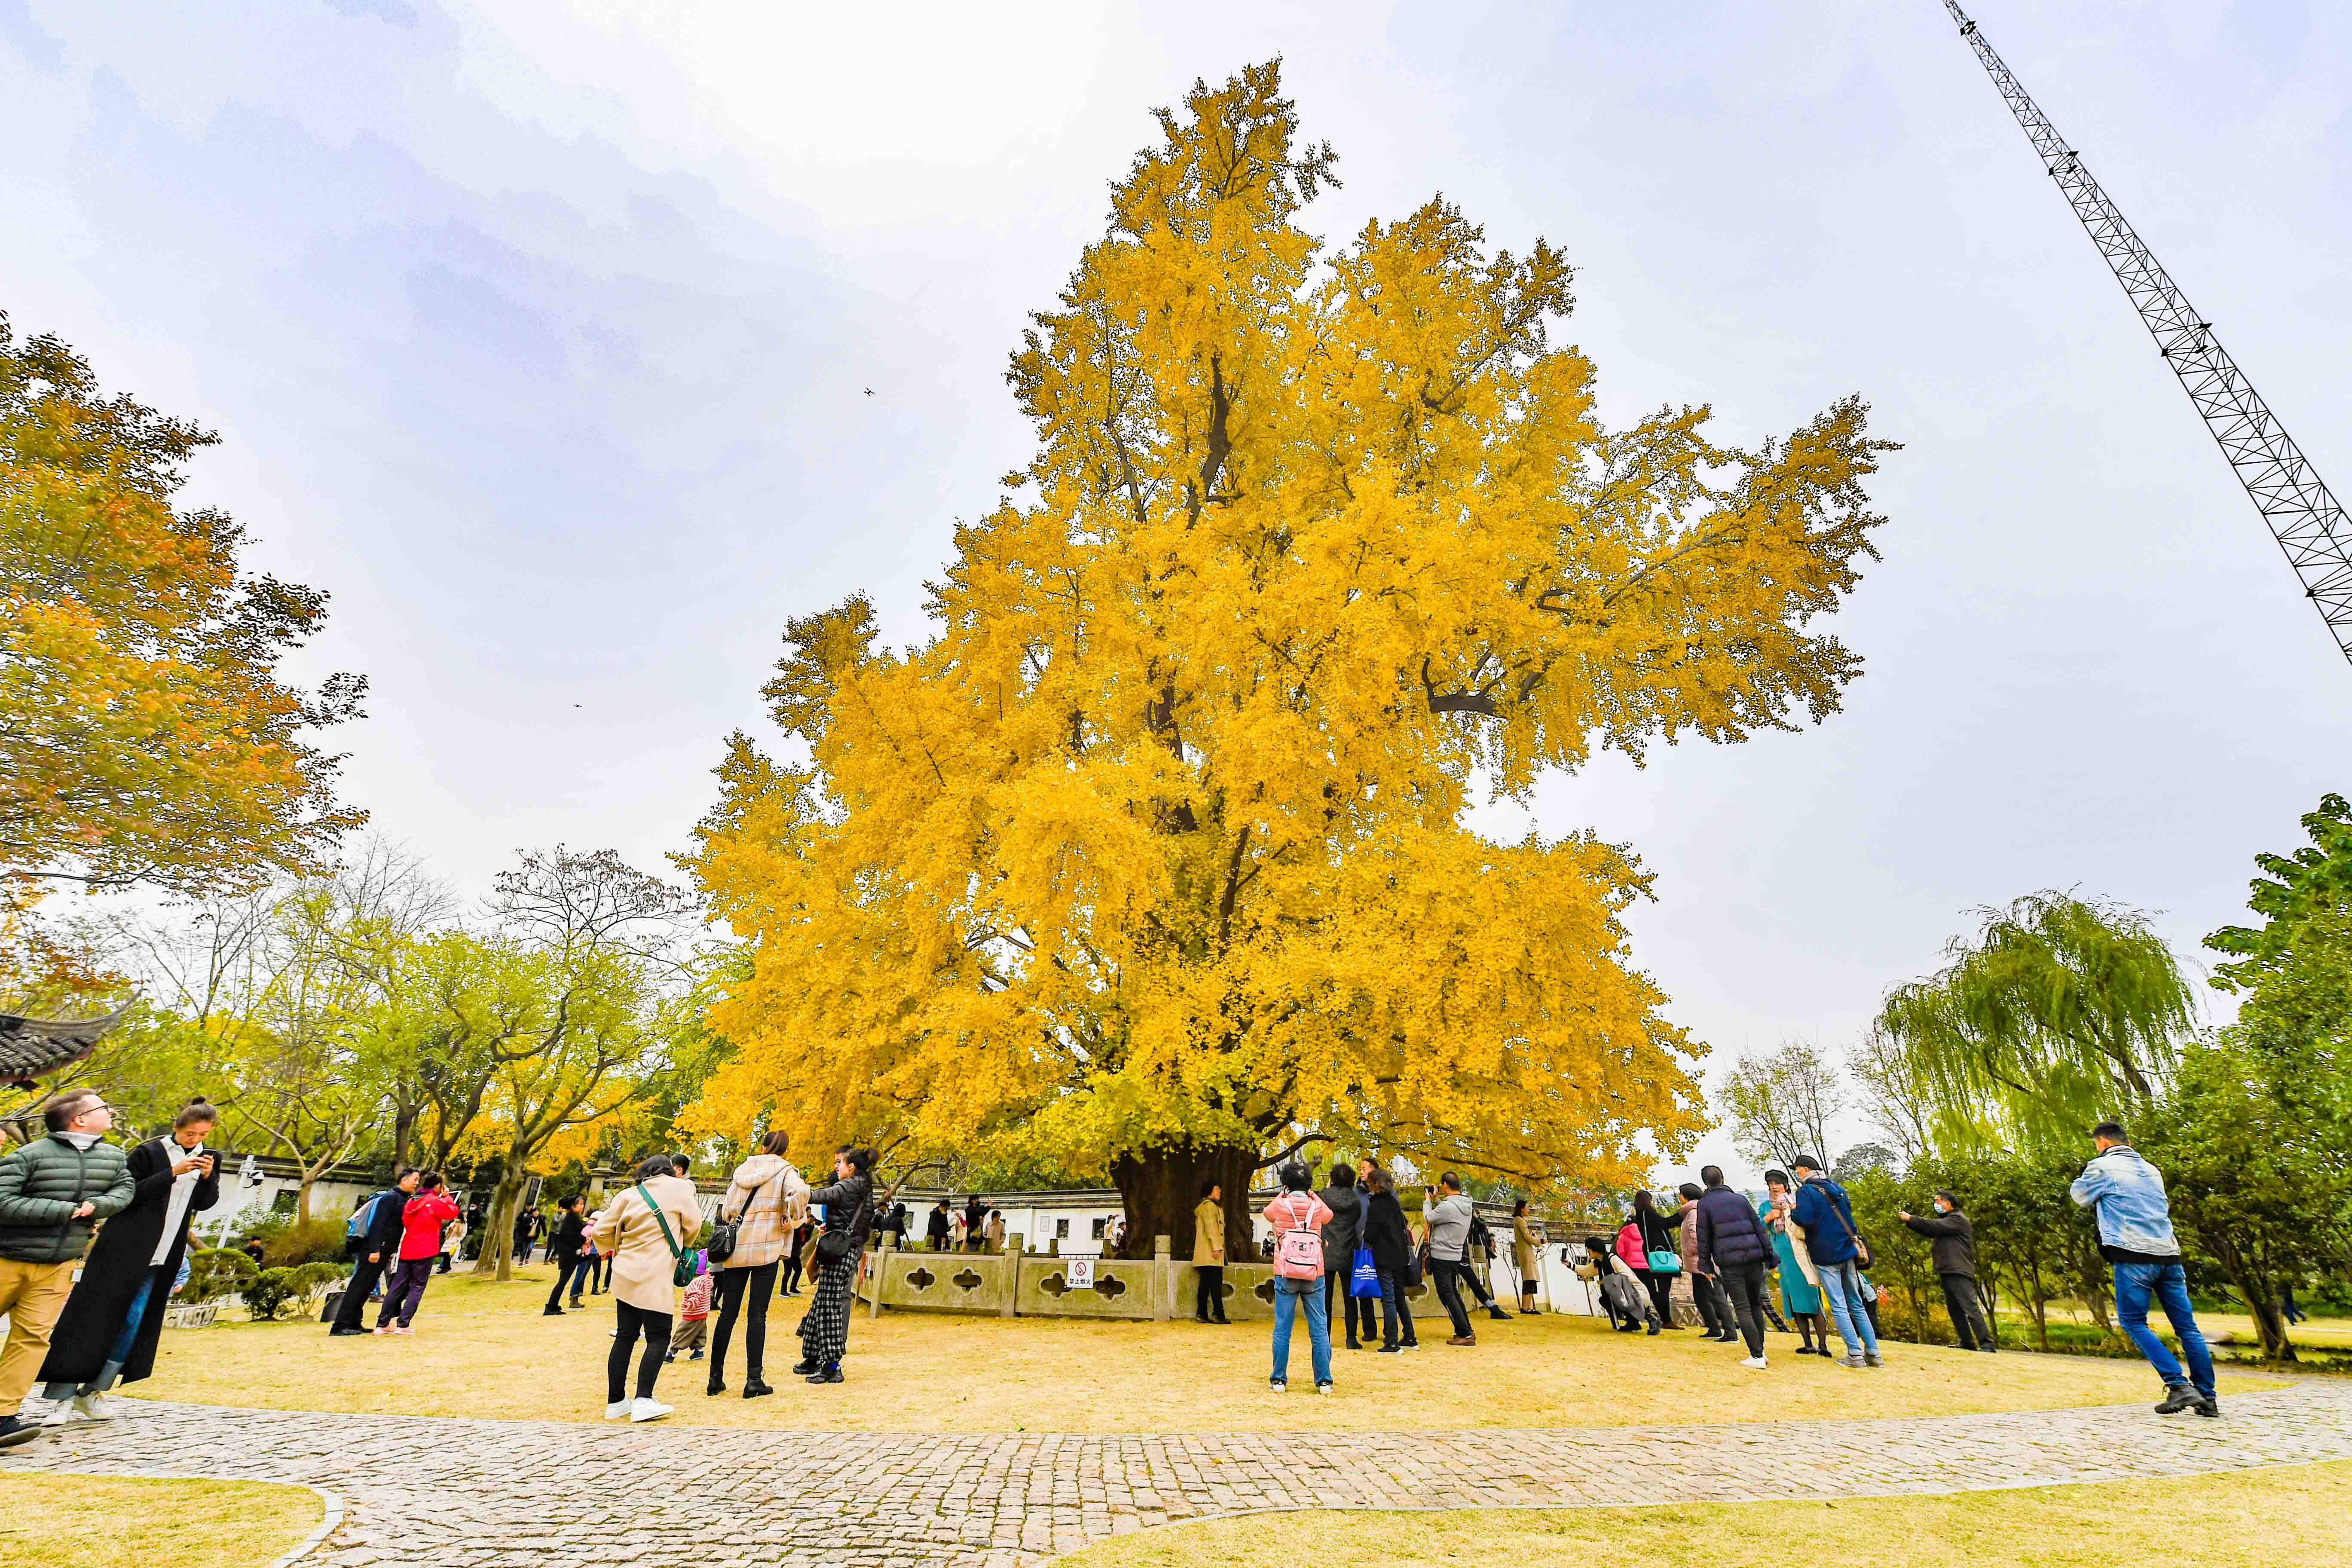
left=285, top=1261, right=348, bottom=1299
left=239, top=1267, right=298, bottom=1322
left=257, top=1216, right=349, bottom=1268
left=180, top=1247, right=258, bottom=1304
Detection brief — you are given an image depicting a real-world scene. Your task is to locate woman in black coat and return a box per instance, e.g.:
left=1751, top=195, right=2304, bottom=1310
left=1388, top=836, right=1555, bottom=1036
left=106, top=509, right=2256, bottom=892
left=792, top=1146, right=874, bottom=1386
left=38, top=1100, right=220, bottom=1420
left=1358, top=1167, right=1419, bottom=1352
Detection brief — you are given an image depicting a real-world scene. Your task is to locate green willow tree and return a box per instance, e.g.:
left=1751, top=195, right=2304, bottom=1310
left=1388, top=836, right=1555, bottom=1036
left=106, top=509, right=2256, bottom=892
left=1872, top=893, right=2193, bottom=1152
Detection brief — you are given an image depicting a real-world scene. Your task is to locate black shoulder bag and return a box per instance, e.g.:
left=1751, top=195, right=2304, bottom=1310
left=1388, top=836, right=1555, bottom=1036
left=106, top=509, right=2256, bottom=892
left=813, top=1184, right=869, bottom=1267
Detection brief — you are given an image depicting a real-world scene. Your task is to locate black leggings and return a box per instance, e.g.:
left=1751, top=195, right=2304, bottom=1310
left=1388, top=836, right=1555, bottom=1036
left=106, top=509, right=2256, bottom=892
left=1326, top=1268, right=1378, bottom=1342
left=1637, top=1269, right=1676, bottom=1325
left=711, top=1262, right=777, bottom=1380
left=545, top=1254, right=588, bottom=1310
left=609, top=1300, right=672, bottom=1403
left=1195, top=1265, right=1225, bottom=1320
left=779, top=1251, right=803, bottom=1295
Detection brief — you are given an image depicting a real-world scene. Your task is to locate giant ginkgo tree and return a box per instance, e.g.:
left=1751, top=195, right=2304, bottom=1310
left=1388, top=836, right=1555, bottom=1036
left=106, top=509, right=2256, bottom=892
left=685, top=64, right=1892, bottom=1255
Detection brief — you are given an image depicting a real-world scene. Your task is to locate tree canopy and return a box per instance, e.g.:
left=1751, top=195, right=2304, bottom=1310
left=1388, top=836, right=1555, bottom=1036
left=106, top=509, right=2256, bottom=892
left=2205, top=792, right=2352, bottom=994
left=0, top=314, right=364, bottom=898
left=684, top=64, right=1891, bottom=1242
left=1871, top=892, right=2190, bottom=1152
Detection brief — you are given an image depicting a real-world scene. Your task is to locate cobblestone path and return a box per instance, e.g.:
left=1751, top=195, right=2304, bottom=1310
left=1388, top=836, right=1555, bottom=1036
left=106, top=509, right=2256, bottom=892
left=13, top=1379, right=2352, bottom=1567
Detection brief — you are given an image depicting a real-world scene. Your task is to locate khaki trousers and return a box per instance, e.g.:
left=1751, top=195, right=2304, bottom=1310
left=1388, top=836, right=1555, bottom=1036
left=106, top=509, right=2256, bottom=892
left=0, top=1258, right=79, bottom=1408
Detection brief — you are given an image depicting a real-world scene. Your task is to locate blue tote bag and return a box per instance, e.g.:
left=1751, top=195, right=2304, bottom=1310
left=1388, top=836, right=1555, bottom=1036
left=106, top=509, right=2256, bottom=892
left=1348, top=1244, right=1380, bottom=1297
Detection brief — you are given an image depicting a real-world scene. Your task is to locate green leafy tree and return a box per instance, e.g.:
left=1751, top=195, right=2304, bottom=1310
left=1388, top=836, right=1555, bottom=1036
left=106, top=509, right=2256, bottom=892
left=2206, top=793, right=2352, bottom=994
left=2138, top=1038, right=2352, bottom=1363
left=1874, top=893, right=2192, bottom=1152
left=1842, top=1165, right=1936, bottom=1342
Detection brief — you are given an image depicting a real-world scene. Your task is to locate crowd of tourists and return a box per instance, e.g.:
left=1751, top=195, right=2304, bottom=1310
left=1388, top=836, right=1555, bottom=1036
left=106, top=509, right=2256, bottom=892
left=0, top=1087, right=2223, bottom=1442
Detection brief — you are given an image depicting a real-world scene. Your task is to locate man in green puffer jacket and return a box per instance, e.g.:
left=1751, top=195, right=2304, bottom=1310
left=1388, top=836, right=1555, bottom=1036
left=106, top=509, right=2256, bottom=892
left=0, top=1088, right=135, bottom=1449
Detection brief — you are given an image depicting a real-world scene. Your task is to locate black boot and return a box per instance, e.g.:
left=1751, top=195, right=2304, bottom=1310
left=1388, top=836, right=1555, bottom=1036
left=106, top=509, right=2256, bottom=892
left=743, top=1378, right=773, bottom=1399
left=790, top=1357, right=817, bottom=1376
left=806, top=1365, right=843, bottom=1385
left=2155, top=1382, right=2200, bottom=1415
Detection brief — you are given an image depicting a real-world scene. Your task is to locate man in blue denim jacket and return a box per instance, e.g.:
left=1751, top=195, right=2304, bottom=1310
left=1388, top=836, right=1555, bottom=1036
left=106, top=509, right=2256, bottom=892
left=2069, top=1121, right=2217, bottom=1417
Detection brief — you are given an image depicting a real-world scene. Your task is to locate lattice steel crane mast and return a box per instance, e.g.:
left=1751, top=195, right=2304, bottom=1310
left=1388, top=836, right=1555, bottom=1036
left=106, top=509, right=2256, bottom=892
left=1941, top=0, right=2352, bottom=664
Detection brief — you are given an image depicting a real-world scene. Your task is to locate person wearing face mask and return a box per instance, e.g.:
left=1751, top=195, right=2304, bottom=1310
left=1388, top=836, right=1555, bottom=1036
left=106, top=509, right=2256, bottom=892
left=38, top=1098, right=222, bottom=1424
left=1899, top=1190, right=1994, bottom=1353
left=0, top=1089, right=137, bottom=1449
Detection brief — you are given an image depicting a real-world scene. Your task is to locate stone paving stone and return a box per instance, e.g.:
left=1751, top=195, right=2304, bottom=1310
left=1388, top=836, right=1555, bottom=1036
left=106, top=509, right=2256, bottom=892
left=9, top=1381, right=2352, bottom=1567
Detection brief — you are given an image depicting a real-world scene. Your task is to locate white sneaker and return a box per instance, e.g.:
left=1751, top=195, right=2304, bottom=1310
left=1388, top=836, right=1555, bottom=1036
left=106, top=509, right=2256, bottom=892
left=37, top=1399, right=80, bottom=1428
left=72, top=1391, right=117, bottom=1421
left=1740, top=1356, right=1768, bottom=1370
left=1269, top=1379, right=1288, bottom=1393
left=604, top=1400, right=631, bottom=1421
left=1315, top=1382, right=1334, bottom=1395
left=628, top=1397, right=672, bottom=1423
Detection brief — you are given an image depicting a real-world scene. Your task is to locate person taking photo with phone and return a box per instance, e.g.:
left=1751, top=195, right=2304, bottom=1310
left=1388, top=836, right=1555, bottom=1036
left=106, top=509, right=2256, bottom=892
left=36, top=1097, right=219, bottom=1426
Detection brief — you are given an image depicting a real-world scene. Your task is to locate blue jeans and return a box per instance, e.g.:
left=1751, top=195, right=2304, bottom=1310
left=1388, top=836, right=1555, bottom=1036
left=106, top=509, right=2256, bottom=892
left=2113, top=1260, right=2214, bottom=1398
left=1377, top=1268, right=1419, bottom=1347
left=1818, top=1260, right=1879, bottom=1358
left=1270, top=1275, right=1331, bottom=1385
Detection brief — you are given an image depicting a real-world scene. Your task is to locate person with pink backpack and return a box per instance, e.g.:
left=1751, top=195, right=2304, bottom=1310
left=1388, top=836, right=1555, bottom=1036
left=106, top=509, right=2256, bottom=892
left=1264, top=1161, right=1336, bottom=1394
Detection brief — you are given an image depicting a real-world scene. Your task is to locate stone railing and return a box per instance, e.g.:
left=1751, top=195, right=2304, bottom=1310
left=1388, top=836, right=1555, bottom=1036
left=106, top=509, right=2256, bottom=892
left=855, top=1233, right=1438, bottom=1322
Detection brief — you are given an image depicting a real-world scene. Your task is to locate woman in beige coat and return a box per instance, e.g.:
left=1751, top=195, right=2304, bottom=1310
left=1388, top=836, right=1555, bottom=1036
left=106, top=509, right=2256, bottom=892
left=707, top=1130, right=808, bottom=1400
left=592, top=1155, right=704, bottom=1423
left=1511, top=1201, right=1545, bottom=1314
left=1191, top=1182, right=1229, bottom=1325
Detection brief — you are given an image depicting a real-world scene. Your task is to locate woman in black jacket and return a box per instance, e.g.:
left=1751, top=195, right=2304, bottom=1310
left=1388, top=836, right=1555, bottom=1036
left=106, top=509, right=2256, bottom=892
left=1359, top=1166, right=1419, bottom=1352
left=1630, top=1189, right=1683, bottom=1329
left=37, top=1099, right=219, bottom=1421
left=542, top=1195, right=589, bottom=1313
left=791, top=1146, right=874, bottom=1386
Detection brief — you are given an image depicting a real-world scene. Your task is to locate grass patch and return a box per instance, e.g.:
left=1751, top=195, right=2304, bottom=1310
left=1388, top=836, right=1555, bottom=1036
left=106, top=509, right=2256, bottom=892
left=1051, top=1460, right=2352, bottom=1567
left=137, top=1267, right=2278, bottom=1432
left=0, top=1473, right=320, bottom=1568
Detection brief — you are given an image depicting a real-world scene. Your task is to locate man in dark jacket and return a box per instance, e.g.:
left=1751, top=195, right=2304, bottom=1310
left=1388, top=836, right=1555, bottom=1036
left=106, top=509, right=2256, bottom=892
left=926, top=1199, right=951, bottom=1252
left=542, top=1193, right=590, bottom=1314
left=1316, top=1163, right=1373, bottom=1349
left=1902, top=1191, right=1995, bottom=1352
left=1790, top=1155, right=1881, bottom=1368
left=1694, top=1166, right=1776, bottom=1366
left=329, top=1168, right=419, bottom=1336
left=0, top=1090, right=135, bottom=1448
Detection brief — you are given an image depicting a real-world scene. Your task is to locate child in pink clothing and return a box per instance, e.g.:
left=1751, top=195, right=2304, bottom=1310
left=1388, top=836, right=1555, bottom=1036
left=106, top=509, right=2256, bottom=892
left=668, top=1267, right=715, bottom=1361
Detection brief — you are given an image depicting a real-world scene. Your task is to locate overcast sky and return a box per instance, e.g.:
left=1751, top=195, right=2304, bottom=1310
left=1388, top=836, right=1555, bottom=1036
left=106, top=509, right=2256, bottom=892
left=6, top=0, right=2346, bottom=1182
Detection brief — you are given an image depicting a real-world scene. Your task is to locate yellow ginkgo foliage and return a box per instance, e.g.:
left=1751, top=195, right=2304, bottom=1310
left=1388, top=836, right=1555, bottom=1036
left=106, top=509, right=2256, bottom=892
left=685, top=64, right=1893, bottom=1254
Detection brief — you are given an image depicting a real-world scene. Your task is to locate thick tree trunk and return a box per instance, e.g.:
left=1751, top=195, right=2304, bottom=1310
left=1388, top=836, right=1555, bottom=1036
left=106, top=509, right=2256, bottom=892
left=474, top=1162, right=531, bottom=1283
left=1109, top=1140, right=1257, bottom=1261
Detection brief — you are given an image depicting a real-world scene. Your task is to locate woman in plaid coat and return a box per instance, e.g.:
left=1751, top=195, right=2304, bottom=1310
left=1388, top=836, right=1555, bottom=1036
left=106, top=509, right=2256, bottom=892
left=708, top=1130, right=809, bottom=1400
left=793, top=1146, right=875, bottom=1385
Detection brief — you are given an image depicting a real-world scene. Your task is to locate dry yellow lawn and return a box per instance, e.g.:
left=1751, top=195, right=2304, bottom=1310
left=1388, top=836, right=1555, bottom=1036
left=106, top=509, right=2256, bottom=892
left=0, top=1473, right=319, bottom=1568
left=138, top=1268, right=2276, bottom=1431
left=1052, top=1461, right=2352, bottom=1568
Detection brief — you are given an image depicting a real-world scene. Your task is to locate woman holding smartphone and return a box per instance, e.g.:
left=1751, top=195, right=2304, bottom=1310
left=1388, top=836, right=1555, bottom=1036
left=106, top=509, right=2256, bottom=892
left=37, top=1098, right=220, bottom=1424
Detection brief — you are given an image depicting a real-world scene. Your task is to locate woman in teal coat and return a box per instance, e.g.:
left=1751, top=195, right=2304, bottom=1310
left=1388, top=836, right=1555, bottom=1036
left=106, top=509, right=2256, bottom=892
left=1760, top=1172, right=1829, bottom=1357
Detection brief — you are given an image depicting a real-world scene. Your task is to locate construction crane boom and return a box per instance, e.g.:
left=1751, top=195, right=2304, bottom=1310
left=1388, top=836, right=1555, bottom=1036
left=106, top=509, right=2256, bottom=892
left=1942, top=0, right=2352, bottom=664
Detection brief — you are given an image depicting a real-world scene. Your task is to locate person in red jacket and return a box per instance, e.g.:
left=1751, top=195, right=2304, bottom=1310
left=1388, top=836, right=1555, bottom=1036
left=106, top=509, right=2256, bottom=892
left=375, top=1172, right=459, bottom=1335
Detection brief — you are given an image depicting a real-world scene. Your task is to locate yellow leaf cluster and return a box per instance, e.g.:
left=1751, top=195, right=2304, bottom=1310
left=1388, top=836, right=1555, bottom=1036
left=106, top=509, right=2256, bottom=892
left=685, top=64, right=1891, bottom=1192
left=1, top=315, right=364, bottom=896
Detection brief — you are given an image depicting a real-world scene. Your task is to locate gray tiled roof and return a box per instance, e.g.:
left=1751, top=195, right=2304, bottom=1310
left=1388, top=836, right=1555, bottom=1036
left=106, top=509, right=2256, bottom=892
left=0, top=1006, right=129, bottom=1088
